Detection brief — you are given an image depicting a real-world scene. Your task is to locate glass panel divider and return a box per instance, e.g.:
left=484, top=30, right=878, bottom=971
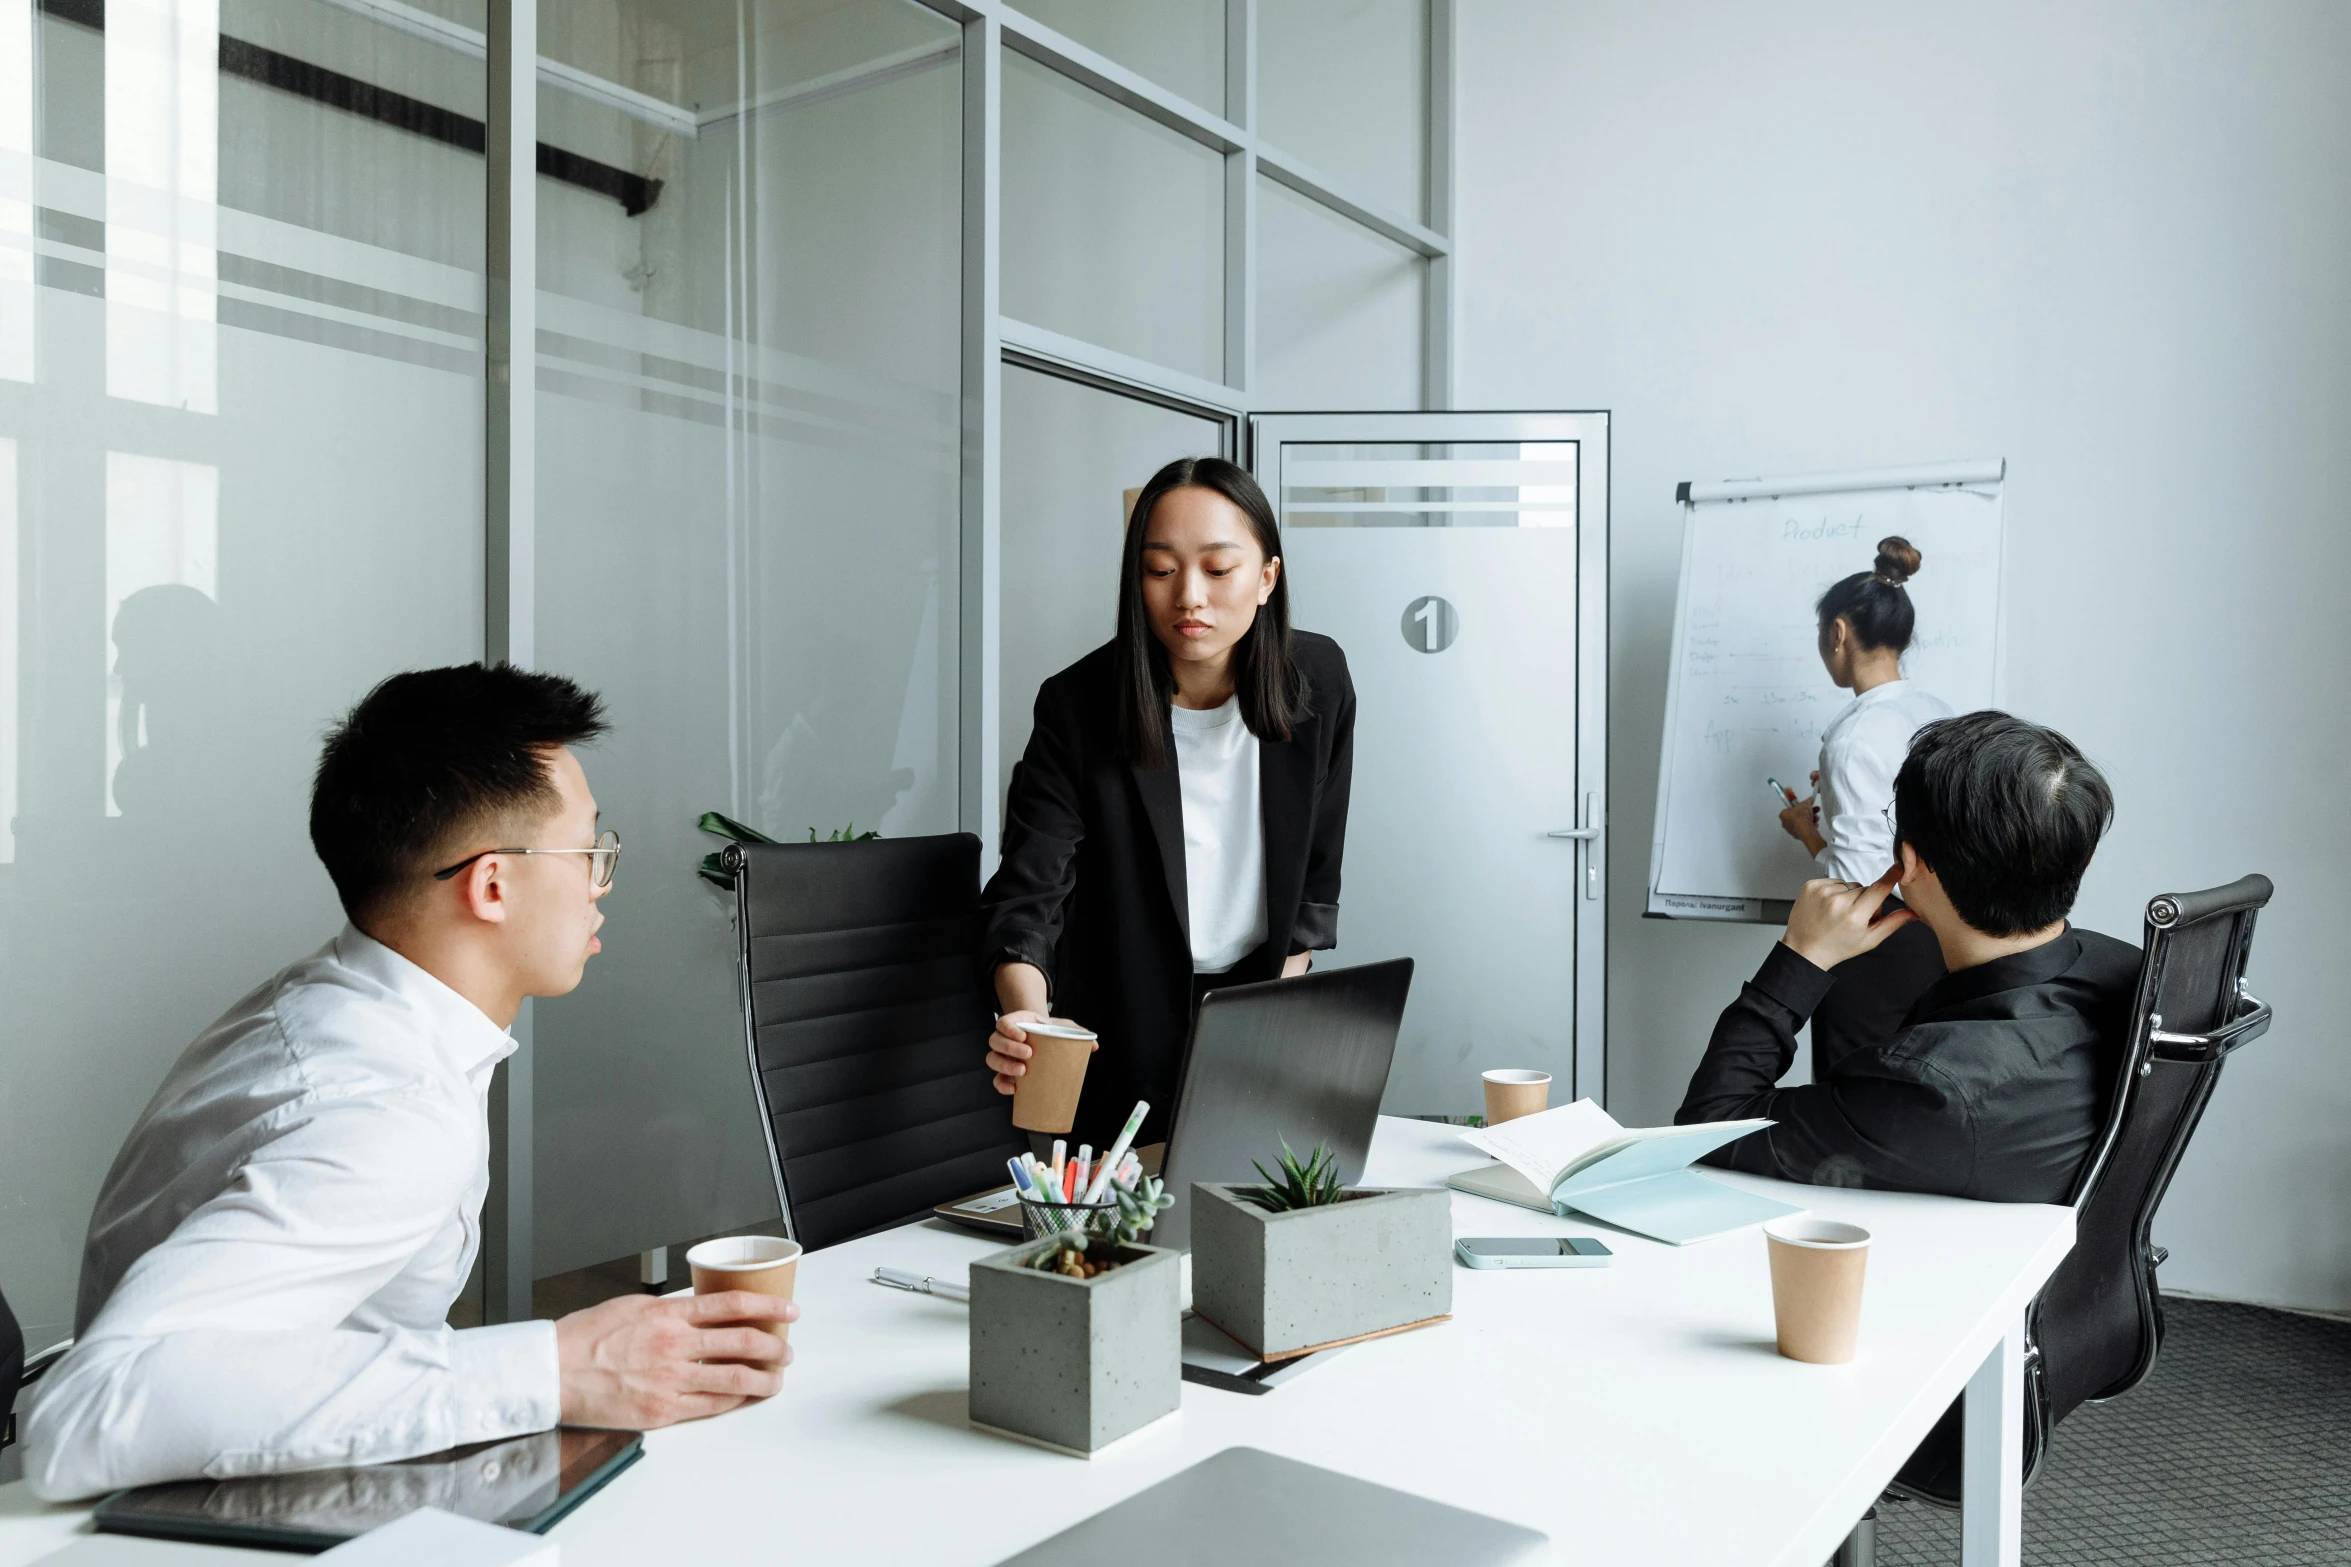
left=483, top=0, right=535, bottom=1327
left=961, top=13, right=1004, bottom=860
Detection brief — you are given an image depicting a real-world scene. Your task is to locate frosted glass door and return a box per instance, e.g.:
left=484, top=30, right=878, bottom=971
left=1254, top=414, right=1609, bottom=1115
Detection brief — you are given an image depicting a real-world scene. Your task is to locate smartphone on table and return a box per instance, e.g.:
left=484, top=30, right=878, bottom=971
left=1455, top=1236, right=1613, bottom=1269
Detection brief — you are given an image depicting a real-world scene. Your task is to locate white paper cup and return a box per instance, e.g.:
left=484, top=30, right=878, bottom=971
left=1764, top=1217, right=1870, bottom=1364
left=1481, top=1069, right=1552, bottom=1126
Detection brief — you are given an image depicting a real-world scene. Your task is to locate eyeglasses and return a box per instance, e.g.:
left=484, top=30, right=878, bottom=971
left=433, top=828, right=621, bottom=889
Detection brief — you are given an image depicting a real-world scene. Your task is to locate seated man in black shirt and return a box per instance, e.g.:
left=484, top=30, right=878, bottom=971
left=1678, top=711, right=2136, bottom=1202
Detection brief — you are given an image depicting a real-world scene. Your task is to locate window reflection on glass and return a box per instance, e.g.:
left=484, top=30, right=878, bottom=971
left=106, top=0, right=218, bottom=412
left=103, top=450, right=217, bottom=817
left=0, top=0, right=485, bottom=1356
left=2, top=0, right=33, bottom=384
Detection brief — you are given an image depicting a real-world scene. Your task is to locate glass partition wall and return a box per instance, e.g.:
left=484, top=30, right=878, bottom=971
left=0, top=0, right=1456, bottom=1339
left=529, top=0, right=965, bottom=1288
left=0, top=0, right=488, bottom=1360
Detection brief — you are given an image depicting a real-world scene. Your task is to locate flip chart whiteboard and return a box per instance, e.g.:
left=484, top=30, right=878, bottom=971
left=1647, top=462, right=2006, bottom=920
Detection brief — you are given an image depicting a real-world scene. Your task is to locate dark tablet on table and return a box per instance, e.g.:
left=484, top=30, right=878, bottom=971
left=92, top=1426, right=641, bottom=1553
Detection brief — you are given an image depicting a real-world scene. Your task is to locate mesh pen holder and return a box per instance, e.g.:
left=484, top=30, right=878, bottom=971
left=1018, top=1193, right=1117, bottom=1242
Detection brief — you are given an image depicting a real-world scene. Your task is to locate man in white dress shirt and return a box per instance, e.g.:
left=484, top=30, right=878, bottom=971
left=23, top=664, right=794, bottom=1499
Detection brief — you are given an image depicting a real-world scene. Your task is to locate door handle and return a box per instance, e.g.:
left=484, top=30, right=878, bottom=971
left=1550, top=794, right=1602, bottom=899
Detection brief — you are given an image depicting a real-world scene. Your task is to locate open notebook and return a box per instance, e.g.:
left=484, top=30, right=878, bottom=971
left=1449, top=1099, right=1800, bottom=1245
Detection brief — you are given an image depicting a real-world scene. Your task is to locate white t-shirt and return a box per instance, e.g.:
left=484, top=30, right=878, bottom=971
left=1814, top=678, right=1957, bottom=884
left=1169, top=696, right=1269, bottom=973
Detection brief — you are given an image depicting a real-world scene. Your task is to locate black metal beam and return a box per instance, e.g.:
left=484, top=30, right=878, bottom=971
left=39, top=0, right=663, bottom=217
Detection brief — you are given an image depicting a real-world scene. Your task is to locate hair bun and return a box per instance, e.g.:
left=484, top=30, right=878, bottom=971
left=1873, top=535, right=1922, bottom=586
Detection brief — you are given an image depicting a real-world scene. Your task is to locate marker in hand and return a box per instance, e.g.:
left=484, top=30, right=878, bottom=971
left=1766, top=776, right=1800, bottom=806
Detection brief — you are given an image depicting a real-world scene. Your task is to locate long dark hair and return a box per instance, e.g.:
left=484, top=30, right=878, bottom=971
left=1114, top=456, right=1307, bottom=769
left=1816, top=535, right=1923, bottom=653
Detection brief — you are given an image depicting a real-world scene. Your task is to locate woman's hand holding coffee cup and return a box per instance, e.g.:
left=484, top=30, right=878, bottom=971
left=988, top=1010, right=1098, bottom=1096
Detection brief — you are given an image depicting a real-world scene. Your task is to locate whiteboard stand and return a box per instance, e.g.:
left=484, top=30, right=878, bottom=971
left=1646, top=459, right=2006, bottom=923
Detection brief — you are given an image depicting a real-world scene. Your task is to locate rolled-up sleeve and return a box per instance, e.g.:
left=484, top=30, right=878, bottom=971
left=21, top=1097, right=560, bottom=1500
left=1816, top=731, right=1901, bottom=885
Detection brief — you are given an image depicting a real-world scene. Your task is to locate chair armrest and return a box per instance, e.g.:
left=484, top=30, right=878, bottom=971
left=2149, top=991, right=2272, bottom=1063
left=3, top=1338, right=73, bottom=1452
left=20, top=1337, right=71, bottom=1387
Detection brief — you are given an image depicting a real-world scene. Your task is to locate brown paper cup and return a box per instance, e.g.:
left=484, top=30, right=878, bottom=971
left=687, top=1235, right=801, bottom=1353
left=1765, top=1217, right=1870, bottom=1364
left=1010, top=1022, right=1095, bottom=1134
left=1482, top=1069, right=1552, bottom=1126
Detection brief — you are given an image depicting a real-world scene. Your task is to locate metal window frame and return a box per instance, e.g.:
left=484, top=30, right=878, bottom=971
left=477, top=0, right=1458, bottom=1323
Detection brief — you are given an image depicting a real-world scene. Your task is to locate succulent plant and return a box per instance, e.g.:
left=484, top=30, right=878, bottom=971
left=1024, top=1174, right=1173, bottom=1275
left=1102, top=1175, right=1174, bottom=1247
left=1240, top=1139, right=1348, bottom=1212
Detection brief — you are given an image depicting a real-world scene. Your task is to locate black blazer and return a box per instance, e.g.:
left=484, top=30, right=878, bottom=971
left=980, top=632, right=1356, bottom=1148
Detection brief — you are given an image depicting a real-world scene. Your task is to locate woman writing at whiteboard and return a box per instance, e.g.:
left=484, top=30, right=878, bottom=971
left=1778, top=537, right=1953, bottom=1074
left=977, top=457, right=1356, bottom=1149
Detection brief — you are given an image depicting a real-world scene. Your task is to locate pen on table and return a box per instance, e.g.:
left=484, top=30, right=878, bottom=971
left=1082, top=1100, right=1151, bottom=1204
left=872, top=1266, right=968, bottom=1303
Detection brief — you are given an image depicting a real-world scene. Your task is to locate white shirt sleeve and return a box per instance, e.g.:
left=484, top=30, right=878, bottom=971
left=1814, top=726, right=1903, bottom=885
left=21, top=1093, right=562, bottom=1500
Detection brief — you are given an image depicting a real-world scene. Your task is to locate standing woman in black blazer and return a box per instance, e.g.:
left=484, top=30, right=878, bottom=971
left=980, top=456, right=1356, bottom=1150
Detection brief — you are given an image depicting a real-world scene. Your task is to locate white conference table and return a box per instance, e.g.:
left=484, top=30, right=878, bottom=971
left=0, top=1116, right=2069, bottom=1567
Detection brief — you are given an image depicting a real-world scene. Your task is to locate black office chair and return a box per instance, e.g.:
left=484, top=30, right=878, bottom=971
left=723, top=833, right=1027, bottom=1252
left=1, top=1286, right=70, bottom=1455
left=1886, top=873, right=2275, bottom=1509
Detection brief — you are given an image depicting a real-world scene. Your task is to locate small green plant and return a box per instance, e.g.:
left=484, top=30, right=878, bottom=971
left=1025, top=1176, right=1174, bottom=1278
left=1240, top=1139, right=1348, bottom=1212
left=696, top=811, right=877, bottom=891
left=1104, top=1175, right=1174, bottom=1246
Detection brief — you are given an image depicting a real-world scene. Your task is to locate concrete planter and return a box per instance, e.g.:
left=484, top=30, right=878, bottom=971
left=1189, top=1182, right=1453, bottom=1360
left=967, top=1237, right=1181, bottom=1455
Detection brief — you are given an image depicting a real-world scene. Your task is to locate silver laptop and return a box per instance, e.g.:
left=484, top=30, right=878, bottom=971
left=990, top=1446, right=1547, bottom=1567
left=1151, top=957, right=1412, bottom=1251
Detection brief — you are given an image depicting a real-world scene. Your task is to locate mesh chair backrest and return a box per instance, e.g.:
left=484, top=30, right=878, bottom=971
left=730, top=834, right=1025, bottom=1252
left=2036, top=875, right=2272, bottom=1423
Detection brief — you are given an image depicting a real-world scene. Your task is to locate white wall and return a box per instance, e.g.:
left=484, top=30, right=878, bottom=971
left=1457, top=0, right=2351, bottom=1312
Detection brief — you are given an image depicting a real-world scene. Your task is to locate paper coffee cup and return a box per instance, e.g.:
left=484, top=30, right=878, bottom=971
left=1482, top=1069, right=1552, bottom=1126
left=687, top=1235, right=801, bottom=1352
left=1764, top=1216, right=1870, bottom=1364
left=1010, top=1021, right=1096, bottom=1134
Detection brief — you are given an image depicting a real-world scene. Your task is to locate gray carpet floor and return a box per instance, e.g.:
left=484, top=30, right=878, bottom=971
left=1874, top=1296, right=2351, bottom=1565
